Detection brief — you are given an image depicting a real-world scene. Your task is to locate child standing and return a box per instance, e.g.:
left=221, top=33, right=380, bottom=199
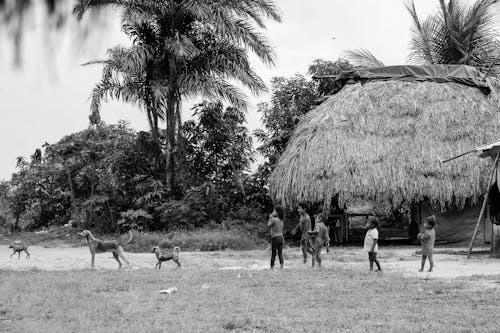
left=268, top=204, right=285, bottom=270
left=363, top=216, right=381, bottom=271
left=291, top=202, right=312, bottom=263
left=418, top=215, right=436, bottom=272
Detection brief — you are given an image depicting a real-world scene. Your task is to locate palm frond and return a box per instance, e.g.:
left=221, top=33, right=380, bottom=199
left=344, top=49, right=385, bottom=68
left=406, top=0, right=500, bottom=73
left=209, top=9, right=276, bottom=65
left=193, top=42, right=267, bottom=95
left=180, top=74, right=248, bottom=110
left=406, top=0, right=437, bottom=64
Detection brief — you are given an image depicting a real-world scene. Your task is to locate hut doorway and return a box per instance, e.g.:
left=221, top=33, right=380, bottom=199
left=488, top=182, right=500, bottom=256
left=410, top=201, right=488, bottom=245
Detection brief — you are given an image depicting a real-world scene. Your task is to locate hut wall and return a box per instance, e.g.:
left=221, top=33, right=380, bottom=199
left=417, top=201, right=489, bottom=245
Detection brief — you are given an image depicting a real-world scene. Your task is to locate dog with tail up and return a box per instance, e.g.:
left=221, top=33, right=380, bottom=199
left=78, top=230, right=133, bottom=269
left=151, top=246, right=181, bottom=269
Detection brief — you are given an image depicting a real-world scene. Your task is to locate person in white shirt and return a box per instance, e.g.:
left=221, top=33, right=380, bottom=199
left=363, top=216, right=381, bottom=271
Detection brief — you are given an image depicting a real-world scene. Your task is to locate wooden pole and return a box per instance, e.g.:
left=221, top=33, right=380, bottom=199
left=467, top=153, right=500, bottom=259
left=440, top=149, right=476, bottom=164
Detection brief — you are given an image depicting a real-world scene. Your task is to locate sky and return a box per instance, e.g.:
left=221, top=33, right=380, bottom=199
left=0, top=0, right=483, bottom=180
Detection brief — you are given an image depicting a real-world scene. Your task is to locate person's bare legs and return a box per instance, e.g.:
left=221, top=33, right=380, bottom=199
left=428, top=255, right=433, bottom=272
left=270, top=247, right=277, bottom=269
left=419, top=255, right=427, bottom=272
left=301, top=239, right=307, bottom=263
left=372, top=252, right=381, bottom=271
left=368, top=253, right=373, bottom=271
left=278, top=242, right=284, bottom=269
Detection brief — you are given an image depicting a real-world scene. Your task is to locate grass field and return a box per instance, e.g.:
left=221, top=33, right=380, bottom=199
left=2, top=264, right=500, bottom=333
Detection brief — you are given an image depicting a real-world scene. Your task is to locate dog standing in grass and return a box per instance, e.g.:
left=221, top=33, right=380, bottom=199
left=9, top=245, right=30, bottom=259
left=151, top=246, right=181, bottom=269
left=78, top=230, right=133, bottom=269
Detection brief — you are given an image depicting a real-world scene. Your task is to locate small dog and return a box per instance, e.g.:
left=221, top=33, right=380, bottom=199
left=9, top=245, right=30, bottom=259
left=78, top=230, right=133, bottom=269
left=151, top=246, right=181, bottom=269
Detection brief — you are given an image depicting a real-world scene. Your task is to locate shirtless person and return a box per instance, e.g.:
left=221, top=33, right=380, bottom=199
left=268, top=204, right=285, bottom=270
left=292, top=202, right=313, bottom=263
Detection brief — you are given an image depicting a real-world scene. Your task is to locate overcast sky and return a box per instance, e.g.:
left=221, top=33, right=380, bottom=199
left=0, top=0, right=485, bottom=180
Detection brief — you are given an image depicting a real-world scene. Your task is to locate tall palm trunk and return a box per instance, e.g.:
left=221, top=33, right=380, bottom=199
left=165, top=91, right=177, bottom=193
left=146, top=103, right=161, bottom=149
left=145, top=69, right=161, bottom=150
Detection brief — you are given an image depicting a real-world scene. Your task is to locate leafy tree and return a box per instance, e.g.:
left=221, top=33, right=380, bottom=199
left=308, top=58, right=355, bottom=95
left=156, top=101, right=256, bottom=230
left=75, top=0, right=281, bottom=193
left=254, top=58, right=354, bottom=186
left=5, top=122, right=162, bottom=232
left=255, top=75, right=317, bottom=176
left=181, top=101, right=253, bottom=189
left=9, top=152, right=72, bottom=231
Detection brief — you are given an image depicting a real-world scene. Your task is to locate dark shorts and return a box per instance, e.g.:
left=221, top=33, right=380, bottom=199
left=271, top=235, right=284, bottom=248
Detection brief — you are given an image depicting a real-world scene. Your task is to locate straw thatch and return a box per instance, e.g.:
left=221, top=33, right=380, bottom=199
left=270, top=80, right=500, bottom=212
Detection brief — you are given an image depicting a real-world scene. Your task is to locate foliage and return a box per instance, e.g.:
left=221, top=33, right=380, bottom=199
left=4, top=105, right=268, bottom=233
left=182, top=101, right=254, bottom=187
left=8, top=154, right=72, bottom=231
left=308, top=58, right=355, bottom=95
left=344, top=49, right=385, bottom=68
left=157, top=101, right=265, bottom=231
left=406, top=0, right=500, bottom=75
left=5, top=122, right=161, bottom=232
left=254, top=75, right=318, bottom=178
left=76, top=0, right=281, bottom=193
left=254, top=58, right=355, bottom=194
left=344, top=0, right=500, bottom=75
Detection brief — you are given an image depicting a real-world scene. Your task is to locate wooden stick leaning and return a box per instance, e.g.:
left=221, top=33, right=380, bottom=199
left=467, top=153, right=500, bottom=259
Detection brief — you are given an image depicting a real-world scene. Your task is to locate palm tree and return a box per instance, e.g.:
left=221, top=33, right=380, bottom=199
left=345, top=0, right=500, bottom=74
left=406, top=0, right=500, bottom=75
left=84, top=19, right=166, bottom=149
left=74, top=0, right=281, bottom=193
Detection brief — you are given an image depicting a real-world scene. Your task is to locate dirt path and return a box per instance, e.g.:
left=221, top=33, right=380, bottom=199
left=2, top=245, right=500, bottom=283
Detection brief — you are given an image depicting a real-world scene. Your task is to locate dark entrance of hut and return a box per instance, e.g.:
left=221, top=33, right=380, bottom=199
left=319, top=199, right=411, bottom=245
left=407, top=201, right=492, bottom=246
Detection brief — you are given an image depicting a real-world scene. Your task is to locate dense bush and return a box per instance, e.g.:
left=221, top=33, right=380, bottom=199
left=3, top=103, right=271, bottom=235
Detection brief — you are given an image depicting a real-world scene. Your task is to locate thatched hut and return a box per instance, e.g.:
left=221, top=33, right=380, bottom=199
left=270, top=65, right=500, bottom=244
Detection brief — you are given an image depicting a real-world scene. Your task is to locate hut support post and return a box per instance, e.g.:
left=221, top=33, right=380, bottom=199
left=467, top=153, right=499, bottom=259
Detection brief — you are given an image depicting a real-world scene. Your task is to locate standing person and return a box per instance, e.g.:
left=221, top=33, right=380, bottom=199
left=268, top=204, right=285, bottom=270
left=418, top=215, right=436, bottom=272
left=363, top=216, right=381, bottom=271
left=307, top=213, right=330, bottom=267
left=292, top=202, right=312, bottom=263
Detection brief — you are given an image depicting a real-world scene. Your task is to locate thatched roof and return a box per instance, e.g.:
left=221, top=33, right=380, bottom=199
left=270, top=78, right=500, bottom=212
